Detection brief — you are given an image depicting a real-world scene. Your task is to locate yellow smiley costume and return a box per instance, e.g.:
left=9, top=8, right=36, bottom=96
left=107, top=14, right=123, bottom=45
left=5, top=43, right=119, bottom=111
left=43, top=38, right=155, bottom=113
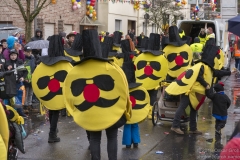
left=32, top=35, right=73, bottom=110
left=165, top=45, right=219, bottom=110
left=134, top=33, right=168, bottom=90
left=63, top=30, right=131, bottom=131
left=164, top=26, right=193, bottom=80
left=0, top=104, right=9, bottom=160
left=122, top=53, right=150, bottom=124
left=64, top=33, right=83, bottom=63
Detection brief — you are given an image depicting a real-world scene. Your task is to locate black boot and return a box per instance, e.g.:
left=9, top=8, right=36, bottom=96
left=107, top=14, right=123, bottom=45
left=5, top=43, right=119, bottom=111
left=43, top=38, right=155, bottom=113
left=48, top=133, right=60, bottom=143
left=61, top=109, right=66, bottom=117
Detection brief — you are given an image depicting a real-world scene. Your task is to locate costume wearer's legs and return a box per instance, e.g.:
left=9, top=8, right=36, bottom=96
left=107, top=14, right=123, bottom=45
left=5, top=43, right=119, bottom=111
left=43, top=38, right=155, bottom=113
left=189, top=106, right=197, bottom=131
left=86, top=130, right=90, bottom=141
left=172, top=94, right=190, bottom=128
left=25, top=86, right=33, bottom=106
left=48, top=110, right=60, bottom=143
left=131, top=123, right=140, bottom=144
left=106, top=127, right=118, bottom=160
left=89, top=131, right=102, bottom=160
left=147, top=89, right=158, bottom=119
left=122, top=124, right=131, bottom=145
left=49, top=110, right=59, bottom=134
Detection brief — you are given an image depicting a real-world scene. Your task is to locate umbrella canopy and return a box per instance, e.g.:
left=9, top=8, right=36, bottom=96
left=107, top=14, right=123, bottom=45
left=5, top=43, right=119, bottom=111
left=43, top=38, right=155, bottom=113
left=25, top=40, right=49, bottom=49
left=228, top=15, right=240, bottom=37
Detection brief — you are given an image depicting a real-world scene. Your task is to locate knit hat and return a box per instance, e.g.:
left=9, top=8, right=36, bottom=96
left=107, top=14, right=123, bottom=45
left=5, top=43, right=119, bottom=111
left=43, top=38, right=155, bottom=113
left=7, top=36, right=17, bottom=49
left=214, top=82, right=224, bottom=92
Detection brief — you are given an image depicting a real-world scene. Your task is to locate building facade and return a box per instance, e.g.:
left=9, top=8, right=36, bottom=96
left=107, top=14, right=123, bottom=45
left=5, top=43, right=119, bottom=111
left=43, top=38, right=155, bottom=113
left=98, top=1, right=190, bottom=36
left=0, top=0, right=86, bottom=40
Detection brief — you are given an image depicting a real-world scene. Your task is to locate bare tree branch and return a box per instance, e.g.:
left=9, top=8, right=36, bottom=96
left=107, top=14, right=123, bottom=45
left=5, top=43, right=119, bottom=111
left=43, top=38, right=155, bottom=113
left=15, top=0, right=27, bottom=21
left=30, top=0, right=49, bottom=21
left=2, top=0, right=20, bottom=10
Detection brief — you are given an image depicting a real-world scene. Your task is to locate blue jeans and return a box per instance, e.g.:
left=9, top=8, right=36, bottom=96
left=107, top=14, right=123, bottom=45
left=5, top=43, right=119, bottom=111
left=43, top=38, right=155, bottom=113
left=122, top=123, right=140, bottom=145
left=235, top=58, right=240, bottom=70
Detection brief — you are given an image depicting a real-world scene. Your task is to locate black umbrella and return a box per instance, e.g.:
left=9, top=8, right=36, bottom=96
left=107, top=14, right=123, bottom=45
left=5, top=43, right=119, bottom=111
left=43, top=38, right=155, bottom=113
left=228, top=15, right=240, bottom=37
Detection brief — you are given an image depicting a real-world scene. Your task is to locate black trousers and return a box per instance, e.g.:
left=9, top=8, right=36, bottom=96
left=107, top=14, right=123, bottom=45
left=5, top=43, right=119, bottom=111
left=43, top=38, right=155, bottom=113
left=89, top=127, right=118, bottom=160
left=172, top=94, right=197, bottom=131
left=215, top=119, right=227, bottom=131
left=148, top=89, right=158, bottom=106
left=49, top=110, right=60, bottom=134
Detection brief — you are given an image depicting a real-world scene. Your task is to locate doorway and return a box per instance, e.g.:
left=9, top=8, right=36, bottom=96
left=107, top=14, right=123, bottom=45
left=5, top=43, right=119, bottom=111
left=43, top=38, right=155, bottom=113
left=128, top=20, right=136, bottom=35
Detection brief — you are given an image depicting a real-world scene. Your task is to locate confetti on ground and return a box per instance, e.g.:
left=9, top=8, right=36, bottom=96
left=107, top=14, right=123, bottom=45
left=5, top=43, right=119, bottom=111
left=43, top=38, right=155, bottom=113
left=145, top=134, right=149, bottom=136
left=202, top=117, right=206, bottom=120
left=164, top=132, right=169, bottom=135
left=156, top=151, right=164, bottom=154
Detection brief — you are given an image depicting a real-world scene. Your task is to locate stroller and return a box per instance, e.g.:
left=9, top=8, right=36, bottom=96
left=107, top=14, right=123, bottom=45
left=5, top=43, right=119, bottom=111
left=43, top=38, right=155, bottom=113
left=152, top=80, right=190, bottom=126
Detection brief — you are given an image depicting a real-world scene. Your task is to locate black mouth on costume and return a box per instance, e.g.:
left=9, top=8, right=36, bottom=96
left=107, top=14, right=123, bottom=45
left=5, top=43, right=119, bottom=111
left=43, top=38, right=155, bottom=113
left=170, top=61, right=189, bottom=71
left=75, top=97, right=120, bottom=112
left=40, top=88, right=62, bottom=101
left=133, top=103, right=148, bottom=109
left=137, top=74, right=161, bottom=80
left=176, top=80, right=188, bottom=86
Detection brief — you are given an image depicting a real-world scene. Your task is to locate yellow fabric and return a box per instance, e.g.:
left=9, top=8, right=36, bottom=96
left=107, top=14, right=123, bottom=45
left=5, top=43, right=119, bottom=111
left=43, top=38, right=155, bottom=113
left=134, top=48, right=140, bottom=54
left=206, top=33, right=215, bottom=41
left=190, top=43, right=203, bottom=53
left=116, top=57, right=124, bottom=67
left=40, top=102, right=46, bottom=115
left=127, top=86, right=150, bottom=124
left=134, top=53, right=168, bottom=90
left=163, top=44, right=193, bottom=78
left=64, top=50, right=81, bottom=62
left=198, top=36, right=206, bottom=45
left=112, top=46, right=121, bottom=52
left=108, top=57, right=120, bottom=66
left=63, top=59, right=131, bottom=131
left=6, top=105, right=24, bottom=124
left=0, top=103, right=9, bottom=155
left=0, top=135, right=7, bottom=160
left=165, top=63, right=201, bottom=96
left=179, top=31, right=185, bottom=38
left=32, top=61, right=73, bottom=110
left=101, top=37, right=104, bottom=42
left=166, top=63, right=213, bottom=110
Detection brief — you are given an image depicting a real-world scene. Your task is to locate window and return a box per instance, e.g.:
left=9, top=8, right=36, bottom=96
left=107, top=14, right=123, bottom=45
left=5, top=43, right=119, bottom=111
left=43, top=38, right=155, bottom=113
left=115, top=20, right=122, bottom=31
left=152, top=24, right=156, bottom=33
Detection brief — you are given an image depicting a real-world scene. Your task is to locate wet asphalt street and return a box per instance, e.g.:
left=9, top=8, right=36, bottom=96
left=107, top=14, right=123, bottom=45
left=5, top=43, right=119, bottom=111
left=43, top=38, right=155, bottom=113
left=18, top=61, right=240, bottom=160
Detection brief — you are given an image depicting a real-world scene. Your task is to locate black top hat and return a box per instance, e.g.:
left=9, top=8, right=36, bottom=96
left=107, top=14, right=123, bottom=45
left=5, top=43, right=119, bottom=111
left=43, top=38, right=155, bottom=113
left=75, top=29, right=110, bottom=65
left=100, top=42, right=109, bottom=58
left=201, top=45, right=219, bottom=69
left=117, top=39, right=138, bottom=59
left=136, top=36, right=149, bottom=52
left=103, top=36, right=118, bottom=57
left=40, top=35, right=72, bottom=66
left=113, top=31, right=122, bottom=47
left=142, top=33, right=162, bottom=56
left=167, top=26, right=186, bottom=47
left=65, top=33, right=83, bottom=56
left=122, top=53, right=141, bottom=89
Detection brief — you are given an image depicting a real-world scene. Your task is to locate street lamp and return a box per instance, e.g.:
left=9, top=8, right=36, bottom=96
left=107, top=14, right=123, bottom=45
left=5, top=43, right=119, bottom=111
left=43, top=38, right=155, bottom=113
left=144, top=13, right=149, bottom=36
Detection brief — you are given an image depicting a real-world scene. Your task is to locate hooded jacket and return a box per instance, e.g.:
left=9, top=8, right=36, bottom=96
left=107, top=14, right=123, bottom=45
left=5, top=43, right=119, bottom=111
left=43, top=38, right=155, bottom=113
left=30, top=29, right=43, bottom=41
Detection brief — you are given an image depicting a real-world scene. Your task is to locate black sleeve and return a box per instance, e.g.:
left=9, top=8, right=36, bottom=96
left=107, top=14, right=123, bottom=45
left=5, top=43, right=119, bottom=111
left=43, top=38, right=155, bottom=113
left=213, top=69, right=231, bottom=78
left=196, top=65, right=209, bottom=87
left=227, top=96, right=231, bottom=109
left=205, top=87, right=215, bottom=100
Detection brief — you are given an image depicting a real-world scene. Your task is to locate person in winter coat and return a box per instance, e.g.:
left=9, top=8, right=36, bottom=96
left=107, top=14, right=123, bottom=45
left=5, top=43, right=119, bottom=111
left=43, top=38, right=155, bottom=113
left=0, top=42, right=6, bottom=70
left=205, top=82, right=231, bottom=138
left=3, top=36, right=25, bottom=61
left=1, top=39, right=7, bottom=53
left=5, top=49, right=28, bottom=117
left=23, top=46, right=36, bottom=113
left=190, top=37, right=204, bottom=62
left=31, top=29, right=43, bottom=60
